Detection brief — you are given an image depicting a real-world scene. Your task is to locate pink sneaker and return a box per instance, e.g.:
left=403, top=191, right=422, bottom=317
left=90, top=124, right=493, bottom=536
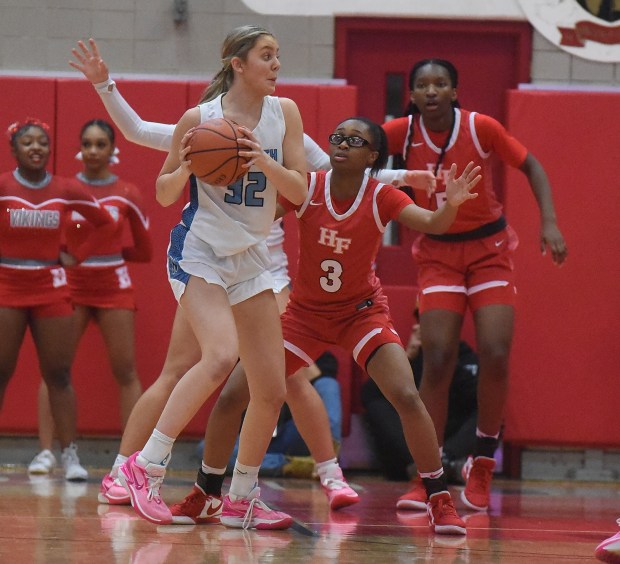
left=220, top=487, right=293, bottom=530
left=170, top=485, right=223, bottom=525
left=98, top=473, right=131, bottom=505
left=118, top=452, right=172, bottom=525
left=396, top=476, right=427, bottom=511
left=131, top=542, right=173, bottom=564
left=321, top=477, right=360, bottom=510
left=595, top=519, right=620, bottom=563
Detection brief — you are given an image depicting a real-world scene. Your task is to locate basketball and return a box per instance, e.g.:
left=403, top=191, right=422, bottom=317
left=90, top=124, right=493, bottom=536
left=186, top=118, right=249, bottom=186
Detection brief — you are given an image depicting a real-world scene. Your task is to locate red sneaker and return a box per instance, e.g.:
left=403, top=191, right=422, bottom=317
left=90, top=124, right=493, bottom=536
left=427, top=491, right=466, bottom=535
left=461, top=456, right=495, bottom=511
left=170, top=485, right=223, bottom=525
left=396, top=476, right=427, bottom=511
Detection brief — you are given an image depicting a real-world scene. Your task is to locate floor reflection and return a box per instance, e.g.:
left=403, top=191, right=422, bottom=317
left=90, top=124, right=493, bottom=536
left=0, top=471, right=616, bottom=563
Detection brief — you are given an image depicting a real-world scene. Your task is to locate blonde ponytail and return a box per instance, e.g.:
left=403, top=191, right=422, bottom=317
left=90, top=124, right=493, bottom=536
left=198, top=25, right=273, bottom=103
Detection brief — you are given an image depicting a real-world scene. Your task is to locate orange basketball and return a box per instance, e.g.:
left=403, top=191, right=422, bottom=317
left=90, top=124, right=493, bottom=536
left=186, top=118, right=249, bottom=186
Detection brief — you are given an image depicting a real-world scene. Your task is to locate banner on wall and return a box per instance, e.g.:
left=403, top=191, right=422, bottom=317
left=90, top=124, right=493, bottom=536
left=519, top=0, right=620, bottom=61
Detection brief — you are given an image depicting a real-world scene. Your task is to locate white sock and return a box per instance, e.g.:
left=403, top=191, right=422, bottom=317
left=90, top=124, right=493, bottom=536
left=229, top=461, right=259, bottom=500
left=476, top=428, right=500, bottom=440
left=202, top=462, right=226, bottom=475
left=139, top=429, right=175, bottom=466
left=419, top=467, right=444, bottom=480
left=316, top=457, right=342, bottom=484
left=111, top=454, right=128, bottom=476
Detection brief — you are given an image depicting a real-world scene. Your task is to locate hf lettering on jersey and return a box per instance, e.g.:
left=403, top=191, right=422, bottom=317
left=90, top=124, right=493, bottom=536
left=425, top=163, right=453, bottom=186
left=9, top=209, right=60, bottom=228
left=318, top=226, right=351, bottom=254
left=425, top=163, right=450, bottom=207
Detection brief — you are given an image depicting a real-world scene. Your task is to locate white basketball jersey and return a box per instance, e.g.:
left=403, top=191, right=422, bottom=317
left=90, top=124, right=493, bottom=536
left=181, top=94, right=285, bottom=257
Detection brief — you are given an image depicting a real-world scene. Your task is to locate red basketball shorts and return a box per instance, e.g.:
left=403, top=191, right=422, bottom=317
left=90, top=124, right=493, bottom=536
left=281, top=297, right=403, bottom=375
left=412, top=226, right=519, bottom=315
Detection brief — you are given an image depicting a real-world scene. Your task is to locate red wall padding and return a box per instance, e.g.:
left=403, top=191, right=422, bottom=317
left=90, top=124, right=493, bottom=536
left=0, top=77, right=357, bottom=437
left=8, top=80, right=614, bottom=450
left=502, top=90, right=620, bottom=447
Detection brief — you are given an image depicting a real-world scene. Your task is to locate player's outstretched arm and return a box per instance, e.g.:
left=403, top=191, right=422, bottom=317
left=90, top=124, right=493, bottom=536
left=69, top=38, right=174, bottom=152
left=376, top=168, right=436, bottom=198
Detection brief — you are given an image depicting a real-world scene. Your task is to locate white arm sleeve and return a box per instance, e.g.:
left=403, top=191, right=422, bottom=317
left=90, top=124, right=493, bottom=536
left=303, top=133, right=330, bottom=171
left=374, top=168, right=407, bottom=185
left=93, top=78, right=174, bottom=152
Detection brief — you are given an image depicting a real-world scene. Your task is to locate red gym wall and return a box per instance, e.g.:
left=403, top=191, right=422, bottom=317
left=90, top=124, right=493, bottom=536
left=502, top=89, right=620, bottom=448
left=1, top=78, right=618, bottom=451
left=0, top=76, right=356, bottom=437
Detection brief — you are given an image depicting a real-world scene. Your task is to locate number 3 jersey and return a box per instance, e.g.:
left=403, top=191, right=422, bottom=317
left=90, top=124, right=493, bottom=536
left=284, top=170, right=411, bottom=313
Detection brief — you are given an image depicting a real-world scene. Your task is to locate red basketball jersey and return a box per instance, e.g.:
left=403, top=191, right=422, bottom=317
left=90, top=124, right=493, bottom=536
left=287, top=170, right=411, bottom=313
left=0, top=171, right=112, bottom=263
left=0, top=171, right=113, bottom=306
left=66, top=174, right=151, bottom=262
left=383, top=108, right=528, bottom=233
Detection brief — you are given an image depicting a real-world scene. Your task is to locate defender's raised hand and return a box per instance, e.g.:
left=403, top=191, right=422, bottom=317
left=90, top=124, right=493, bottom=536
left=444, top=162, right=481, bottom=207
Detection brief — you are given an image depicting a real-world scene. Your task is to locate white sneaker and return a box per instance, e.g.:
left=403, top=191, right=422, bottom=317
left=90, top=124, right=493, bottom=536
left=28, top=449, right=57, bottom=474
left=61, top=443, right=88, bottom=482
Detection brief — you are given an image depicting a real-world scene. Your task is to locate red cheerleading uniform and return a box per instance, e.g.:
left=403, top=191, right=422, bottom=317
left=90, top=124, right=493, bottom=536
left=383, top=109, right=528, bottom=313
left=0, top=170, right=114, bottom=315
left=65, top=174, right=151, bottom=309
left=280, top=170, right=412, bottom=374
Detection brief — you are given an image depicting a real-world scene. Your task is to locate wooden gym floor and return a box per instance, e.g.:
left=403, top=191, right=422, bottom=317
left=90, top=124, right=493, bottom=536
left=0, top=469, right=615, bottom=563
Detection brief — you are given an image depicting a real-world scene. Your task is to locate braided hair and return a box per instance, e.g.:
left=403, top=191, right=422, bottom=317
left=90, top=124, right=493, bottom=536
left=395, top=59, right=460, bottom=172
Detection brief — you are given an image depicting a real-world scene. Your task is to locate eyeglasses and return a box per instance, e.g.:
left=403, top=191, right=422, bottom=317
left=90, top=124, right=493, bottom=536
left=328, top=134, right=370, bottom=148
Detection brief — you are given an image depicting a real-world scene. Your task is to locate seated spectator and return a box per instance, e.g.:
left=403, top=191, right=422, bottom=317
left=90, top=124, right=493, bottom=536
left=361, top=308, right=479, bottom=482
left=197, top=351, right=342, bottom=478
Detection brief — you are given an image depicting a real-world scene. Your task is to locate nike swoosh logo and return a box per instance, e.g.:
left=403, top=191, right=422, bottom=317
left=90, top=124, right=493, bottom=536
left=411, top=142, right=424, bottom=147
left=205, top=500, right=223, bottom=516
left=309, top=200, right=322, bottom=206
left=494, top=240, right=504, bottom=247
left=124, top=463, right=145, bottom=491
